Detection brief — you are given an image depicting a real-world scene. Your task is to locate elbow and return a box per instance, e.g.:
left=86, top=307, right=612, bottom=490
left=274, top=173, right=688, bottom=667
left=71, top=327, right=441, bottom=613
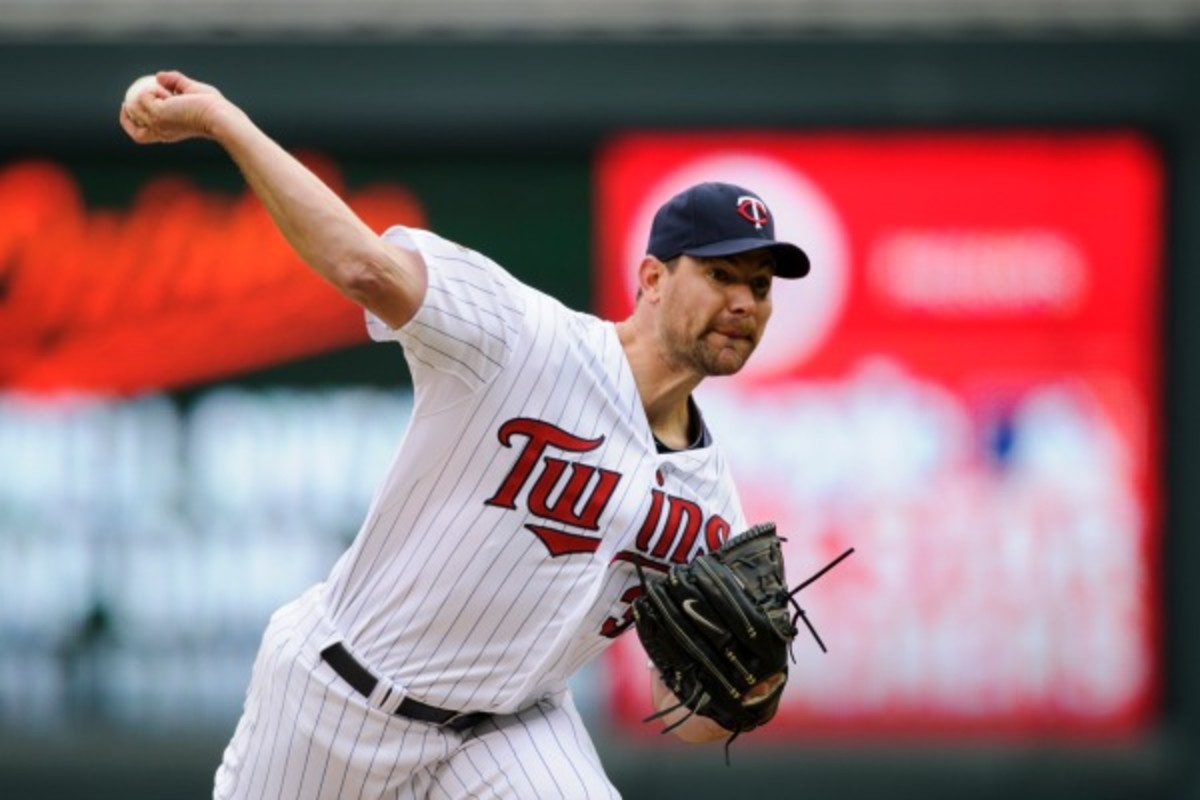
left=340, top=257, right=390, bottom=305
left=339, top=249, right=425, bottom=328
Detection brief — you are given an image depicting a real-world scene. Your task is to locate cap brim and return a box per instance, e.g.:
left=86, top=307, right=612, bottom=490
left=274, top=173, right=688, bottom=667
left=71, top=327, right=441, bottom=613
left=682, top=238, right=811, bottom=279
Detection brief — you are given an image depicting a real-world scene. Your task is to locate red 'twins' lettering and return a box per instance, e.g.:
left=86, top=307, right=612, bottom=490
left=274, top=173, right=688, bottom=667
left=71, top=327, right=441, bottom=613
left=485, top=418, right=622, bottom=556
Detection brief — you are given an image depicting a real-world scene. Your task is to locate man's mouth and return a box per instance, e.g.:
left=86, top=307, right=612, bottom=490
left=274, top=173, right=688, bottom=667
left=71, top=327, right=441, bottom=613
left=711, top=327, right=754, bottom=342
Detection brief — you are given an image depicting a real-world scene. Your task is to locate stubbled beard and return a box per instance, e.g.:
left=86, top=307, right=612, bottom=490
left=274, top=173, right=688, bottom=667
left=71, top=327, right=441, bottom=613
left=666, top=327, right=755, bottom=376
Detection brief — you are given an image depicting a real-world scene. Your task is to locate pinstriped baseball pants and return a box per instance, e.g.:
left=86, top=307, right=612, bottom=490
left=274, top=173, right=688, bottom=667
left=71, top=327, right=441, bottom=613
left=213, top=584, right=621, bottom=800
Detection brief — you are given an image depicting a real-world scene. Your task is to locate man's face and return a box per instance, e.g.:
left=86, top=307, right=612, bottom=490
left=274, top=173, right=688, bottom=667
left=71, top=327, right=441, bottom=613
left=656, top=250, right=775, bottom=377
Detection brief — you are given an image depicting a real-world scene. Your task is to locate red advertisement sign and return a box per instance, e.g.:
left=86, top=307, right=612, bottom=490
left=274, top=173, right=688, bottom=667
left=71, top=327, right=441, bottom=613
left=597, top=133, right=1162, bottom=738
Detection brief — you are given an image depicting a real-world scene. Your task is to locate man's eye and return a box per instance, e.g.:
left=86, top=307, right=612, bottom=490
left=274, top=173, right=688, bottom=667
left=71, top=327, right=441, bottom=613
left=710, top=268, right=730, bottom=283
left=752, top=278, right=772, bottom=295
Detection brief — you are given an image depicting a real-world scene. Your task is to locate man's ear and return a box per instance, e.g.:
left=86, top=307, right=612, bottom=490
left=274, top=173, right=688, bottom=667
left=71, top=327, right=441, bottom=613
left=637, top=256, right=666, bottom=302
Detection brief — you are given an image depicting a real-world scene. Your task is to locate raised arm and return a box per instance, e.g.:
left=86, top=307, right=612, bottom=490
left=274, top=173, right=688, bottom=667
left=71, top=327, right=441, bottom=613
left=119, top=70, right=425, bottom=328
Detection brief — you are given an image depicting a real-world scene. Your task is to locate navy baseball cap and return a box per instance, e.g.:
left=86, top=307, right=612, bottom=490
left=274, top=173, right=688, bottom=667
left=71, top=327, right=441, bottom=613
left=646, top=182, right=810, bottom=279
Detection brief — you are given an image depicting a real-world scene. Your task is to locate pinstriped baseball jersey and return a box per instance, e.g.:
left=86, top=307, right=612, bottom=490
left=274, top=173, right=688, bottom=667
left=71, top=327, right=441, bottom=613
left=324, top=226, right=748, bottom=715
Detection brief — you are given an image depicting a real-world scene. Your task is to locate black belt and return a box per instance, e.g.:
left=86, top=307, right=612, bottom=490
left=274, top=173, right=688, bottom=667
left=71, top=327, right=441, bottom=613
left=320, top=643, right=489, bottom=733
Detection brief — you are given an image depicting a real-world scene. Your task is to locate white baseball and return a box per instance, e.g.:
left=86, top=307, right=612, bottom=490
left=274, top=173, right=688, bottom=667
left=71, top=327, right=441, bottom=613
left=124, top=75, right=162, bottom=108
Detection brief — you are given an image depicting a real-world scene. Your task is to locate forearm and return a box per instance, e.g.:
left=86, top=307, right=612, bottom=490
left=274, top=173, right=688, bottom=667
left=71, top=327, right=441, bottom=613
left=210, top=104, right=425, bottom=327
left=121, top=71, right=424, bottom=326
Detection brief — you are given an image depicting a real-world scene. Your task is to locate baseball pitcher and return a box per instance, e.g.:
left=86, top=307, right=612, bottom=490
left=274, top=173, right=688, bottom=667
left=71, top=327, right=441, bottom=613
left=121, top=70, right=816, bottom=799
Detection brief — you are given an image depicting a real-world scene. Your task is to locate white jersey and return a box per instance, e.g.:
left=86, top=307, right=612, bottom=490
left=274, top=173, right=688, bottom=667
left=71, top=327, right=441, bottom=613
left=324, top=226, right=748, bottom=715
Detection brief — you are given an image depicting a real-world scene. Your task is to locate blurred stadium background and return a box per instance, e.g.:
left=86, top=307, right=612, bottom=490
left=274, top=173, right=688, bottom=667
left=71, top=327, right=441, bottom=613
left=1, top=1, right=1199, bottom=798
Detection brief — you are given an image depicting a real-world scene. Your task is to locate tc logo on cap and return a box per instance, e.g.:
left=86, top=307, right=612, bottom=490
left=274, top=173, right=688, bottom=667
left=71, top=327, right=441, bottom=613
left=736, top=195, right=769, bottom=229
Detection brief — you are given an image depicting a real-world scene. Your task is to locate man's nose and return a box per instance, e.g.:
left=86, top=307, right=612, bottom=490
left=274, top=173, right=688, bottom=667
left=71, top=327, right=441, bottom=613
left=726, top=282, right=754, bottom=313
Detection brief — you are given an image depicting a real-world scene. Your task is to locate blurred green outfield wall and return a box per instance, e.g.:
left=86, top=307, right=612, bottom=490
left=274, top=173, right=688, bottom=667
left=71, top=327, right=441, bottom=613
left=0, top=35, right=1198, bottom=800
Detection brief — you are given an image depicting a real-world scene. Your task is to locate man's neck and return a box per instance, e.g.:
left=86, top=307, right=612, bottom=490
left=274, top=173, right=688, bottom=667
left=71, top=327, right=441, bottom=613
left=614, top=318, right=703, bottom=448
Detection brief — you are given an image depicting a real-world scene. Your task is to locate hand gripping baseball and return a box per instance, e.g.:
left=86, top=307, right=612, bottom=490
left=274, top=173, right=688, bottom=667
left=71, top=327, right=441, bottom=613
left=119, top=70, right=231, bottom=145
left=632, top=522, right=853, bottom=760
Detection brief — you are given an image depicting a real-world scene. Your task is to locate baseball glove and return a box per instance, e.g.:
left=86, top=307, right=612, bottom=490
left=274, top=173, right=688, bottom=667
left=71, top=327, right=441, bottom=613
left=632, top=521, right=852, bottom=754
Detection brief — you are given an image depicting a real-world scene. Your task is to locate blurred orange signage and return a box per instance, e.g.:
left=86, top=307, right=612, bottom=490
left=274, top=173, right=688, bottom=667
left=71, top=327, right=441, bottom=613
left=0, top=156, right=425, bottom=394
